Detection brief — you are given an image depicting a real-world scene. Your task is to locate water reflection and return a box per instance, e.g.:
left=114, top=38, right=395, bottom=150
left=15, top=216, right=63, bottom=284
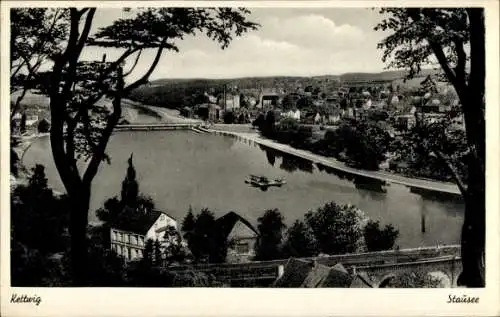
left=315, top=163, right=387, bottom=195
left=258, top=145, right=314, bottom=174
left=280, top=153, right=314, bottom=174
left=265, top=150, right=276, bottom=166
left=410, top=187, right=463, bottom=203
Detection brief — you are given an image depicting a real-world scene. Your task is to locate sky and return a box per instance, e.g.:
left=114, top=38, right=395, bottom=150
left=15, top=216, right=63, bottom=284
left=81, top=8, right=390, bottom=81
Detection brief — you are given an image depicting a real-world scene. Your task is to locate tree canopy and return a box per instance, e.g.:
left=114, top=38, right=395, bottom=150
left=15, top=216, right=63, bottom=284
left=375, top=8, right=485, bottom=287
left=255, top=209, right=286, bottom=261
left=11, top=7, right=258, bottom=284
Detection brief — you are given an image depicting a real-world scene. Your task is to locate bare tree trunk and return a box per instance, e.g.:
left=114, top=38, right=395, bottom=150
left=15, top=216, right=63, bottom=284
left=458, top=158, right=485, bottom=287
left=68, top=185, right=91, bottom=285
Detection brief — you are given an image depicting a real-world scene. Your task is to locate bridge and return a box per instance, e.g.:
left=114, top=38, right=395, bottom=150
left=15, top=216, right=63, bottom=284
left=163, top=245, right=462, bottom=287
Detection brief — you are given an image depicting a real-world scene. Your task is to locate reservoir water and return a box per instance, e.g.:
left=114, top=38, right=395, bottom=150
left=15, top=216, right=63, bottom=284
left=23, top=130, right=464, bottom=249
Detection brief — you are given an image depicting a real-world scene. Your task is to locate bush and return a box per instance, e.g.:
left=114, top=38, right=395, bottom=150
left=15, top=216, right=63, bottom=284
left=281, top=220, right=319, bottom=258
left=37, top=119, right=50, bottom=133
left=305, top=202, right=368, bottom=255
left=255, top=209, right=286, bottom=261
left=323, top=120, right=391, bottom=170
left=381, top=271, right=444, bottom=288
left=363, top=220, right=399, bottom=252
left=223, top=111, right=235, bottom=124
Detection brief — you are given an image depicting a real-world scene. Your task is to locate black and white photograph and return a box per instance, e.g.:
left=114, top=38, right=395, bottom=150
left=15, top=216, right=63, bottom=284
left=2, top=1, right=499, bottom=315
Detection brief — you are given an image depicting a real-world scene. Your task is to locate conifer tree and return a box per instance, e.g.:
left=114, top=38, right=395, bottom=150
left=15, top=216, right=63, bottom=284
left=120, top=153, right=138, bottom=208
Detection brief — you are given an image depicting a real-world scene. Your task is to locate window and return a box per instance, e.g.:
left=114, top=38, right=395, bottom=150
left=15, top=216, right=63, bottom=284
left=118, top=232, right=123, bottom=242
left=116, top=245, right=122, bottom=255
left=131, top=235, right=137, bottom=245
left=131, top=248, right=136, bottom=259
left=139, top=237, right=144, bottom=246
left=111, top=230, right=117, bottom=241
left=236, top=242, right=250, bottom=254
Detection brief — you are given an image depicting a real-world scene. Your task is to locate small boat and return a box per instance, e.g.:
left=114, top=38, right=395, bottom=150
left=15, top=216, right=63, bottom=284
left=245, top=175, right=286, bottom=190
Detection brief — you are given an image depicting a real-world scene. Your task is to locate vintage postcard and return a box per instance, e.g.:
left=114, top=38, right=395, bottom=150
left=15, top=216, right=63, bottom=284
left=1, top=1, right=499, bottom=316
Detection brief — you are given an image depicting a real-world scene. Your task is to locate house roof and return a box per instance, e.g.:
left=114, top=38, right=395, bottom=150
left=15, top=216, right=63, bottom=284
left=111, top=208, right=175, bottom=235
left=216, top=211, right=258, bottom=239
left=349, top=273, right=374, bottom=288
left=272, top=258, right=313, bottom=287
left=301, top=262, right=352, bottom=288
left=273, top=258, right=366, bottom=288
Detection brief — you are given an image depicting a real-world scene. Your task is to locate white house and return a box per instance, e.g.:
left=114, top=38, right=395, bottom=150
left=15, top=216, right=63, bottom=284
left=220, top=93, right=241, bottom=111
left=26, top=115, right=39, bottom=127
left=110, top=209, right=178, bottom=262
left=282, top=109, right=301, bottom=121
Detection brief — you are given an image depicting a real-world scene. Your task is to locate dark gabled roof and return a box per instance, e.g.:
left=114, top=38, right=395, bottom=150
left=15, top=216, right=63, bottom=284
left=215, top=211, right=258, bottom=239
left=110, top=208, right=174, bottom=235
left=316, top=263, right=352, bottom=287
left=272, top=258, right=313, bottom=287
left=273, top=259, right=361, bottom=288
left=349, top=273, right=374, bottom=288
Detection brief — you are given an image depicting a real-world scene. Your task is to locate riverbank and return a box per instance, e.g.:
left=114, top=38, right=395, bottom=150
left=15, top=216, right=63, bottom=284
left=203, top=128, right=461, bottom=195
left=132, top=103, right=461, bottom=195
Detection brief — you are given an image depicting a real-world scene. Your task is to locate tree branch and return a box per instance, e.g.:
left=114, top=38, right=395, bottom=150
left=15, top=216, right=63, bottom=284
left=49, top=9, right=85, bottom=194
left=427, top=40, right=461, bottom=89
left=61, top=8, right=95, bottom=103
left=65, top=114, right=78, bottom=174
left=454, top=38, right=467, bottom=86
left=123, top=49, right=143, bottom=77
left=81, top=109, right=98, bottom=154
left=83, top=67, right=124, bottom=185
left=124, top=39, right=166, bottom=93
left=434, top=150, right=468, bottom=196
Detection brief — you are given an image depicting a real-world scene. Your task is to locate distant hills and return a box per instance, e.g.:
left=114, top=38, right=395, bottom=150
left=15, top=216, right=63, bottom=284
left=127, top=68, right=444, bottom=109
left=148, top=69, right=441, bottom=88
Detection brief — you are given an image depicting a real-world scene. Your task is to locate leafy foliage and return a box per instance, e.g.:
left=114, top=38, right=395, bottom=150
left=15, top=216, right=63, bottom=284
left=382, top=271, right=443, bottom=288
left=281, top=220, right=319, bottom=258
left=10, top=165, right=70, bottom=286
left=37, top=119, right=50, bottom=133
left=316, top=119, right=391, bottom=170
left=254, top=209, right=286, bottom=261
left=223, top=111, right=235, bottom=124
left=11, top=7, right=257, bottom=284
left=389, top=120, right=468, bottom=182
left=363, top=220, right=399, bottom=252
left=11, top=165, right=70, bottom=255
left=252, top=113, right=265, bottom=128
left=375, top=8, right=485, bottom=287
left=10, top=8, right=68, bottom=118
left=95, top=155, right=155, bottom=247
left=183, top=208, right=228, bottom=263
left=305, top=202, right=368, bottom=255
left=181, top=207, right=196, bottom=239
